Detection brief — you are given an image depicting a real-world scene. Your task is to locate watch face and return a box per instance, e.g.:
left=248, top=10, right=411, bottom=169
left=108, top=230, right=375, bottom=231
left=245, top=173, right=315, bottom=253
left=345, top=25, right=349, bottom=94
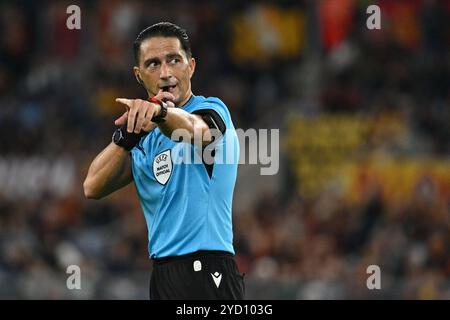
left=113, top=128, right=124, bottom=144
left=152, top=102, right=168, bottom=123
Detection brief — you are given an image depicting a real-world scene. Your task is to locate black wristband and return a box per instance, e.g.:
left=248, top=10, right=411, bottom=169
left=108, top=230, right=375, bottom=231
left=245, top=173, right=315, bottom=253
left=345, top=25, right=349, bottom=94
left=112, top=125, right=147, bottom=151
left=151, top=101, right=168, bottom=123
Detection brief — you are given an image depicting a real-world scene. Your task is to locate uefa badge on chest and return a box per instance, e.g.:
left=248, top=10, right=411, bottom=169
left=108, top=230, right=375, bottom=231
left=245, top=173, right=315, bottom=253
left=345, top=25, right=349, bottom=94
left=153, top=150, right=173, bottom=185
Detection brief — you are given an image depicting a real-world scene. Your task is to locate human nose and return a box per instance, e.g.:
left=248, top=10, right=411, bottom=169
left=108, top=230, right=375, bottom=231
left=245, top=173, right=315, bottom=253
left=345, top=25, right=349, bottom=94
left=160, top=62, right=171, bottom=80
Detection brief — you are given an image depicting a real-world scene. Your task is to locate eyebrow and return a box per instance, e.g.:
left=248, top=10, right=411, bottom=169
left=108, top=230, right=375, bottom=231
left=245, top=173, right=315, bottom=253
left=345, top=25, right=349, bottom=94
left=166, top=53, right=183, bottom=60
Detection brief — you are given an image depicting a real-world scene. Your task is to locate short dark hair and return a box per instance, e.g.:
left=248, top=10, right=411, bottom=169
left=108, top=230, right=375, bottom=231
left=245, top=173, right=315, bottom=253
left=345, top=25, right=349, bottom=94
left=133, top=22, right=192, bottom=65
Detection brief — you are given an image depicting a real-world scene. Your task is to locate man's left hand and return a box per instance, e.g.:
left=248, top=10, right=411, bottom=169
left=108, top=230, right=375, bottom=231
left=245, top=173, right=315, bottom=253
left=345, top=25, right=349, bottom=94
left=115, top=90, right=175, bottom=134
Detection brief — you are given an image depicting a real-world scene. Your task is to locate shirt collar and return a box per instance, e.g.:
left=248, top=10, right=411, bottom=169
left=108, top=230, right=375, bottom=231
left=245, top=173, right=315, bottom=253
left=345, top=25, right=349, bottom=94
left=179, top=94, right=195, bottom=109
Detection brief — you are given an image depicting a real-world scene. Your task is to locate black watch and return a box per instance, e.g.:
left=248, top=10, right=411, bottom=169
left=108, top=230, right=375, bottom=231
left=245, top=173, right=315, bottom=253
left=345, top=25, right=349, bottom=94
left=151, top=101, right=168, bottom=123
left=112, top=126, right=145, bottom=151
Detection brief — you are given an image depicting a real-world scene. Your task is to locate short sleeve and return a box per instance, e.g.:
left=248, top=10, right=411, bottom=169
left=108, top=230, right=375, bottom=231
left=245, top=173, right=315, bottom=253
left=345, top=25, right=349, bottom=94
left=190, top=97, right=233, bottom=131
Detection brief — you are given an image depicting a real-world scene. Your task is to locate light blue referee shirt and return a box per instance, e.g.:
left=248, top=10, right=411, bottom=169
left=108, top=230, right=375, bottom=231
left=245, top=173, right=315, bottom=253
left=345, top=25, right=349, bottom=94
left=130, top=95, right=239, bottom=259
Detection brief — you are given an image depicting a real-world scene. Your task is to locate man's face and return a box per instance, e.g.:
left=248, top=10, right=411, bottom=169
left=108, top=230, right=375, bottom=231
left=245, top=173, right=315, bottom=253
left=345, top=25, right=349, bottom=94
left=134, top=37, right=195, bottom=107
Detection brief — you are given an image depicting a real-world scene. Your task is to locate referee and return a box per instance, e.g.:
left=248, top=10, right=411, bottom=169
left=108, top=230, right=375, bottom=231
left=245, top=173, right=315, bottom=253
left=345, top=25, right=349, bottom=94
left=83, top=22, right=244, bottom=300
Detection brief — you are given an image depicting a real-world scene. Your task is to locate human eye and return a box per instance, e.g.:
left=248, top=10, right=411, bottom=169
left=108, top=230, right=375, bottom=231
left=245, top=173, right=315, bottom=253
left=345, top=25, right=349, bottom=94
left=169, top=57, right=180, bottom=65
left=146, top=60, right=159, bottom=68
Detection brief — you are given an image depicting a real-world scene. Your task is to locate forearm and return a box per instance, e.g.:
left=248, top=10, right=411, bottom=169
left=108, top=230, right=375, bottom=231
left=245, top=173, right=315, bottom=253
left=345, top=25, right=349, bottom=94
left=158, top=108, right=209, bottom=144
left=114, top=94, right=213, bottom=145
left=83, top=142, right=132, bottom=199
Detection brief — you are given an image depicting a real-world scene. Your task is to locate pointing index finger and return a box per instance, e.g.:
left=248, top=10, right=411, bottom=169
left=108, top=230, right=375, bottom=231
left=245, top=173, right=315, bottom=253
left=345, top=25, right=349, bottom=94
left=115, top=98, right=133, bottom=108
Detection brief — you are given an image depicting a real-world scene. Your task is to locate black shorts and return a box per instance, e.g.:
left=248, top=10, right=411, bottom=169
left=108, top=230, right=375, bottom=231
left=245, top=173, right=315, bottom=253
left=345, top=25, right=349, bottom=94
left=150, top=250, right=245, bottom=300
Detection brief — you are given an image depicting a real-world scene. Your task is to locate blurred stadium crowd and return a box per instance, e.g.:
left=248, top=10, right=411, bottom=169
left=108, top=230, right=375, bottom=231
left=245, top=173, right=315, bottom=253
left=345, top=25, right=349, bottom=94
left=0, top=0, right=449, bottom=299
